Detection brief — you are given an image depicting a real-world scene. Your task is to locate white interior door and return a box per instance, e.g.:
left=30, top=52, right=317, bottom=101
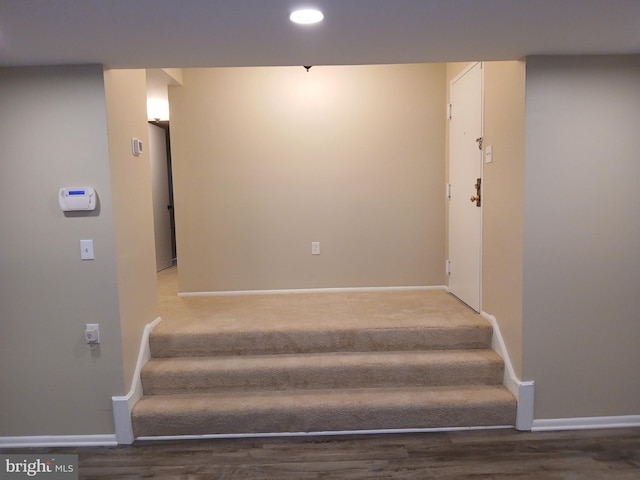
left=448, top=62, right=483, bottom=311
left=149, top=123, right=174, bottom=272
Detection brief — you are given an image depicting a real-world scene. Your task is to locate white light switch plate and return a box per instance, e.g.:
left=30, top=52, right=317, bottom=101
left=311, top=242, right=320, bottom=255
left=485, top=145, right=493, bottom=163
left=80, top=239, right=94, bottom=260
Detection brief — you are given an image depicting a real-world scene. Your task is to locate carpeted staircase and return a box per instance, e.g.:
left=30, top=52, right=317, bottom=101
left=132, top=291, right=516, bottom=437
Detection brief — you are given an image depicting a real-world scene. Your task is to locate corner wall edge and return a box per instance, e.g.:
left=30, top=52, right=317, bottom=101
left=112, top=316, right=162, bottom=444
left=481, top=311, right=535, bottom=431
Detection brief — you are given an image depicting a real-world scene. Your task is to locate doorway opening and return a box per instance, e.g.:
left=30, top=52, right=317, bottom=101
left=148, top=120, right=176, bottom=272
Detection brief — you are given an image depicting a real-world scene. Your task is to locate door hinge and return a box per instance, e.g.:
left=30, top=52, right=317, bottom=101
left=447, top=103, right=453, bottom=120
left=446, top=260, right=451, bottom=275
left=476, top=137, right=483, bottom=150
left=446, top=183, right=452, bottom=199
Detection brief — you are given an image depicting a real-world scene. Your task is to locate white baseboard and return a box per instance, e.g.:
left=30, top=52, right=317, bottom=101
left=532, top=415, right=640, bottom=431
left=179, top=285, right=448, bottom=297
left=481, top=311, right=535, bottom=431
left=111, top=316, right=162, bottom=445
left=0, top=435, right=117, bottom=448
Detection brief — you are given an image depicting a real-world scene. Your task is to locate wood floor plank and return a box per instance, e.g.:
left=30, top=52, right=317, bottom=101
left=2, top=428, right=639, bottom=479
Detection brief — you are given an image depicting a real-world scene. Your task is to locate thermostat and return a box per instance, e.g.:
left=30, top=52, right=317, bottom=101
left=132, top=138, right=143, bottom=156
left=59, top=187, right=96, bottom=211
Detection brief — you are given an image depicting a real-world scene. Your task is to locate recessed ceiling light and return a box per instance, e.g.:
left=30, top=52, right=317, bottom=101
left=290, top=9, right=324, bottom=25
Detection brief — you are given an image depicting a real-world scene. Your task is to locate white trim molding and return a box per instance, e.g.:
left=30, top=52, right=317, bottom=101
left=136, top=425, right=513, bottom=442
left=0, top=435, right=117, bottom=449
left=112, top=316, right=162, bottom=445
left=532, top=415, right=640, bottom=432
left=481, top=311, right=535, bottom=431
left=179, top=285, right=447, bottom=297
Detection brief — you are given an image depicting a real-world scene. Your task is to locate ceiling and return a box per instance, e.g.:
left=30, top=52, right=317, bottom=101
left=1, top=0, right=639, bottom=69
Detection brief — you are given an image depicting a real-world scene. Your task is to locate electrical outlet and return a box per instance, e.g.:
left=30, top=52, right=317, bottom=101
left=85, top=324, right=100, bottom=344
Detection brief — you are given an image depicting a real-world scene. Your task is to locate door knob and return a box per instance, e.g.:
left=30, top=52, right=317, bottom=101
left=471, top=177, right=481, bottom=207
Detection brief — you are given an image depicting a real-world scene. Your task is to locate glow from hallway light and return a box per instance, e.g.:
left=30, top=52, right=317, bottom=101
left=147, top=98, right=170, bottom=121
left=290, top=9, right=324, bottom=25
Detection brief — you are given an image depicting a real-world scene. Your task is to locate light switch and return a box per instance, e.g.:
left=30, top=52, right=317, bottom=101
left=311, top=242, right=320, bottom=255
left=80, top=239, right=94, bottom=260
left=485, top=145, right=493, bottom=164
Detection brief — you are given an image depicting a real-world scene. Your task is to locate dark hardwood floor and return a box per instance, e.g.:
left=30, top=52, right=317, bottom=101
left=3, top=428, right=639, bottom=479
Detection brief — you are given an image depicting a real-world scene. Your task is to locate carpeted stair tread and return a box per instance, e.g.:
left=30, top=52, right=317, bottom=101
left=150, top=323, right=492, bottom=358
left=141, top=350, right=504, bottom=394
left=151, top=290, right=492, bottom=357
left=132, top=385, right=516, bottom=437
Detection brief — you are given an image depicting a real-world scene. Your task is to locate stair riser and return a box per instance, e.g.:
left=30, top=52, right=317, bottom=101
left=150, top=327, right=493, bottom=358
left=141, top=361, right=504, bottom=395
left=133, top=399, right=516, bottom=437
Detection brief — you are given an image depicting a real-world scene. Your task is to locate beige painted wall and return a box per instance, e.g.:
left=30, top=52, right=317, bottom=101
left=170, top=64, right=446, bottom=292
left=103, top=69, right=159, bottom=391
left=482, top=61, right=526, bottom=378
left=523, top=55, right=640, bottom=419
left=0, top=66, right=124, bottom=435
